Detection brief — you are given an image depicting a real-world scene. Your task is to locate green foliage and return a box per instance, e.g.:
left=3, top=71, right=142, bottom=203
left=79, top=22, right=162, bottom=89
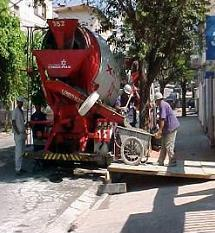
left=99, top=0, right=209, bottom=81
left=159, top=53, right=195, bottom=88
left=30, top=31, right=47, bottom=106
left=0, top=0, right=27, bottom=107
left=32, top=31, right=44, bottom=49
left=98, top=0, right=209, bottom=127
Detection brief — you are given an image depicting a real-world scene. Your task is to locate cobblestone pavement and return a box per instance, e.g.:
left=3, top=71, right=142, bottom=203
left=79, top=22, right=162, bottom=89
left=0, top=133, right=102, bottom=233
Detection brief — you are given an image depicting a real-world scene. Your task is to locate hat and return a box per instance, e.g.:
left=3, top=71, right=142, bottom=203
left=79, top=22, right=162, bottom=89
left=123, top=84, right=132, bottom=95
left=16, top=96, right=25, bottom=102
left=154, top=92, right=163, bottom=101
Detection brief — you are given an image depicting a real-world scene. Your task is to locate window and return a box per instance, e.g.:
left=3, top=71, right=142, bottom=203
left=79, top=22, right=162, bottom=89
left=42, top=4, right=46, bottom=18
left=13, top=4, right=20, bottom=16
left=34, top=3, right=46, bottom=19
left=34, top=4, right=39, bottom=15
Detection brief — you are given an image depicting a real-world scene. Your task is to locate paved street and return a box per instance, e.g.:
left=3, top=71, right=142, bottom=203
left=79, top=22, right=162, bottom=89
left=0, top=133, right=102, bottom=233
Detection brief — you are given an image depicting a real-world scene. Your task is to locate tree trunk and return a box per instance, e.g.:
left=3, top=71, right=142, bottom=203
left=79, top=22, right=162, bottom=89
left=138, top=53, right=163, bottom=129
left=139, top=81, right=151, bottom=129
left=181, top=79, right=187, bottom=117
left=159, top=80, right=167, bottom=95
left=4, top=110, right=10, bottom=132
left=139, top=62, right=152, bottom=129
left=4, top=101, right=12, bottom=132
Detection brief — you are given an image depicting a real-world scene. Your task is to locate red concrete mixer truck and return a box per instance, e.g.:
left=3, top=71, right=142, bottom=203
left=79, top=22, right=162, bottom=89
left=25, top=18, right=128, bottom=165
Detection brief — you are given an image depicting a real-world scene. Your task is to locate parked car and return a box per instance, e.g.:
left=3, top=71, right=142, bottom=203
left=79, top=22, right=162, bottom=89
left=165, top=92, right=178, bottom=109
left=187, top=98, right=195, bottom=109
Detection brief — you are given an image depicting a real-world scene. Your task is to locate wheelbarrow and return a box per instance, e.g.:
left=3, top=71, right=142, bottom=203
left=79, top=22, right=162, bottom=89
left=113, top=126, right=153, bottom=166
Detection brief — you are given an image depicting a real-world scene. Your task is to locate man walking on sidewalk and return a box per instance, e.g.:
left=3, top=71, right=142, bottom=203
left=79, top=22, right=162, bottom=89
left=12, top=96, right=26, bottom=175
left=154, top=92, right=180, bottom=166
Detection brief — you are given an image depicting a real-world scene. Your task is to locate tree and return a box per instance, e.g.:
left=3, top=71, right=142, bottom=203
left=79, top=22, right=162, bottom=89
left=158, top=60, right=181, bottom=95
left=28, top=31, right=47, bottom=107
left=0, top=0, right=27, bottom=130
left=178, top=63, right=195, bottom=117
left=0, top=0, right=27, bottom=102
left=160, top=54, right=195, bottom=116
left=98, top=0, right=208, bottom=129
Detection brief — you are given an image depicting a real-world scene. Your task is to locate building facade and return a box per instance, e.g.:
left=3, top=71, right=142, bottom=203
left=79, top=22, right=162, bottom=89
left=9, top=0, right=52, bottom=30
left=198, top=1, right=215, bottom=146
left=53, top=3, right=111, bottom=40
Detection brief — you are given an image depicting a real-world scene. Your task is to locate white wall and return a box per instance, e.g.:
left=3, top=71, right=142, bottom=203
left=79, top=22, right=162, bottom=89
left=198, top=66, right=215, bottom=145
left=197, top=0, right=215, bottom=145
left=198, top=73, right=204, bottom=125
left=212, top=80, right=215, bottom=145
left=57, top=9, right=100, bottom=31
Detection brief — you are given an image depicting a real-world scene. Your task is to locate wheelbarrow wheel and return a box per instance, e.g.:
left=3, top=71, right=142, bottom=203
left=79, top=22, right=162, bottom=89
left=121, top=136, right=144, bottom=166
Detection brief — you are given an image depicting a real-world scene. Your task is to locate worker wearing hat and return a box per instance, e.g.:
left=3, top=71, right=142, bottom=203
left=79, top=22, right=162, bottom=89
left=115, top=84, right=137, bottom=127
left=123, top=84, right=132, bottom=95
left=154, top=92, right=180, bottom=166
left=12, top=96, right=26, bottom=175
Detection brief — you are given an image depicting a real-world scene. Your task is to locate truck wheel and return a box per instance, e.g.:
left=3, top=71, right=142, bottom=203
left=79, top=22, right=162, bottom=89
left=121, top=137, right=143, bottom=166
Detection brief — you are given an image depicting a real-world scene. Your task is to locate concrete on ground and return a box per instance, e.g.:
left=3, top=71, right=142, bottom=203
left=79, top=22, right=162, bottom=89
left=72, top=115, right=215, bottom=233
left=0, top=131, right=102, bottom=233
left=0, top=132, right=14, bottom=149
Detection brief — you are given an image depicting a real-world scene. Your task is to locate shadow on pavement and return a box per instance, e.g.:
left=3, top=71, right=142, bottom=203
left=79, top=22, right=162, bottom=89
left=119, top=115, right=215, bottom=232
left=122, top=174, right=206, bottom=192
left=120, top=175, right=215, bottom=233
left=0, top=146, right=103, bottom=184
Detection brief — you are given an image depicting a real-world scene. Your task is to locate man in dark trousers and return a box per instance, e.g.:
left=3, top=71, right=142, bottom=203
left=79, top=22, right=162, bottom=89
left=31, top=104, right=47, bottom=151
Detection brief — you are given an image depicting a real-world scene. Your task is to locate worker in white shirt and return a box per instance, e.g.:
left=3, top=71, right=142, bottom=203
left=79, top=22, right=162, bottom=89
left=12, top=96, right=26, bottom=175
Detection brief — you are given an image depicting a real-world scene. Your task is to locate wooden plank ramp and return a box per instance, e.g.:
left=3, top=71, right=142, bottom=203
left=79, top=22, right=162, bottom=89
left=108, top=158, right=215, bottom=180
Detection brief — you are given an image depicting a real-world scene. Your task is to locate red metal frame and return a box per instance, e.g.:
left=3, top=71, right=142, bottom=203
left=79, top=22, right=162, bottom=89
left=33, top=19, right=124, bottom=154
left=33, top=50, right=91, bottom=78
left=47, top=19, right=79, bottom=49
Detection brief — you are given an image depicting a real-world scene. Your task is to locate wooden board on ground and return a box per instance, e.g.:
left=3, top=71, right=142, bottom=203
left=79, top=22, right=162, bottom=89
left=108, top=158, right=215, bottom=180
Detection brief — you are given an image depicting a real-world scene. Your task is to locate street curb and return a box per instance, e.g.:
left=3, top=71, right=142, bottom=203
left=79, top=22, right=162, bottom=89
left=91, top=193, right=109, bottom=210
left=45, top=182, right=101, bottom=233
left=69, top=193, right=109, bottom=232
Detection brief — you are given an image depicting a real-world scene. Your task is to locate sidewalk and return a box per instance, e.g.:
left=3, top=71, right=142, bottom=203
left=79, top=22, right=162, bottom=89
left=175, top=115, right=215, bottom=161
left=72, top=115, right=215, bottom=233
